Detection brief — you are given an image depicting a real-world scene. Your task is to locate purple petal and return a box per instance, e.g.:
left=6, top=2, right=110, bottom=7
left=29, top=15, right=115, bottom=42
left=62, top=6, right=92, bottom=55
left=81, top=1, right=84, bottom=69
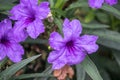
left=26, top=19, right=44, bottom=39
left=0, top=44, right=6, bottom=61
left=76, top=35, right=99, bottom=54
left=66, top=48, right=86, bottom=65
left=20, top=0, right=38, bottom=6
left=63, top=19, right=72, bottom=40
left=6, top=43, right=24, bottom=63
left=105, top=0, right=118, bottom=5
left=52, top=60, right=66, bottom=69
left=49, top=32, right=64, bottom=50
left=9, top=4, right=33, bottom=20
left=48, top=47, right=86, bottom=69
left=69, top=19, right=82, bottom=36
left=0, top=19, right=12, bottom=36
left=37, top=2, right=50, bottom=19
left=47, top=48, right=66, bottom=63
left=63, top=19, right=82, bottom=40
left=12, top=21, right=28, bottom=42
left=88, top=0, right=104, bottom=8
left=48, top=48, right=67, bottom=69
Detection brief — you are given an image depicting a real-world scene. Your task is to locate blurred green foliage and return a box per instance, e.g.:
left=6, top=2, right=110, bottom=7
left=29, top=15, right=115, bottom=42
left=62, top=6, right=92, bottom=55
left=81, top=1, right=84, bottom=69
left=0, top=0, right=120, bottom=80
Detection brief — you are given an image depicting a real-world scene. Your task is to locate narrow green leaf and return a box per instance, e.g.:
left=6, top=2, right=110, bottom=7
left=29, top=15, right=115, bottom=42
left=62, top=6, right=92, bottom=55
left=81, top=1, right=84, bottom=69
left=66, top=1, right=120, bottom=20
left=112, top=50, right=120, bottom=66
left=51, top=8, right=66, bottom=17
left=23, top=38, right=48, bottom=44
left=0, top=58, right=7, bottom=68
left=102, top=4, right=120, bottom=19
left=13, top=66, right=52, bottom=80
left=100, top=69, right=111, bottom=80
left=81, top=56, right=103, bottom=80
left=0, top=55, right=41, bottom=80
left=13, top=73, right=53, bottom=79
left=82, top=23, right=109, bottom=29
left=76, top=64, right=86, bottom=80
left=48, top=0, right=55, bottom=8
left=0, top=0, right=16, bottom=10
left=54, top=0, right=67, bottom=9
left=54, top=18, right=63, bottom=35
left=65, top=2, right=88, bottom=11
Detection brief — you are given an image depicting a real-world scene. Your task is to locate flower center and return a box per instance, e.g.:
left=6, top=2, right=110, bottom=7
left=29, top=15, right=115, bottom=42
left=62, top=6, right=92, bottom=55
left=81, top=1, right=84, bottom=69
left=0, top=35, right=10, bottom=46
left=66, top=40, right=74, bottom=47
left=25, top=17, right=35, bottom=24
left=66, top=40, right=74, bottom=51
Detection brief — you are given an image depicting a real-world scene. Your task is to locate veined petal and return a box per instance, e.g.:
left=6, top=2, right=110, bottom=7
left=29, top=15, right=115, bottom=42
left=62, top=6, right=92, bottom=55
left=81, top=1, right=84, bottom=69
left=12, top=21, right=28, bottom=42
left=69, top=19, right=82, bottom=37
left=20, top=0, right=38, bottom=6
left=105, top=0, right=118, bottom=5
left=63, top=19, right=82, bottom=40
left=75, top=35, right=99, bottom=54
left=0, top=19, right=12, bottom=36
left=63, top=19, right=72, bottom=40
left=37, top=2, right=50, bottom=19
left=0, top=44, right=6, bottom=61
left=66, top=48, right=86, bottom=65
left=88, top=0, right=104, bottom=8
left=6, top=43, right=24, bottom=63
left=50, top=48, right=67, bottom=69
left=49, top=32, right=64, bottom=50
left=9, top=4, right=33, bottom=20
left=26, top=19, right=44, bottom=39
left=52, top=60, right=66, bottom=70
left=49, top=47, right=86, bottom=69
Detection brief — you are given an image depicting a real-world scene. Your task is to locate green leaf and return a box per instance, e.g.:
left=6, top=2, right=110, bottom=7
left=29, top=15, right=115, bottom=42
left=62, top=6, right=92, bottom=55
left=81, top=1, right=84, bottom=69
left=96, top=12, right=110, bottom=23
left=0, top=0, right=16, bottom=10
left=48, top=0, right=55, bottom=8
left=54, top=18, right=63, bottom=35
left=112, top=50, right=120, bottom=66
left=81, top=56, right=103, bottom=80
left=0, top=55, right=41, bottom=80
left=51, top=8, right=66, bottom=17
left=0, top=58, right=7, bottom=69
left=23, top=38, right=48, bottom=44
left=102, top=4, right=120, bottom=19
left=54, top=0, right=68, bottom=9
left=82, top=23, right=109, bottom=29
left=65, top=2, right=88, bottom=11
left=13, top=73, right=53, bottom=80
left=13, top=66, right=52, bottom=80
left=66, top=1, right=120, bottom=20
left=76, top=64, right=86, bottom=80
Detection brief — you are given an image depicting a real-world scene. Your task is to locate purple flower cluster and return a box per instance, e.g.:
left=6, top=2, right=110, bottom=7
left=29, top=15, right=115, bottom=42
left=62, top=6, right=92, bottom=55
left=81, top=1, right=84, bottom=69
left=0, top=19, right=24, bottom=62
left=0, top=0, right=100, bottom=69
left=10, top=0, right=50, bottom=39
left=48, top=19, right=98, bottom=69
left=0, top=0, right=50, bottom=62
left=88, top=0, right=118, bottom=8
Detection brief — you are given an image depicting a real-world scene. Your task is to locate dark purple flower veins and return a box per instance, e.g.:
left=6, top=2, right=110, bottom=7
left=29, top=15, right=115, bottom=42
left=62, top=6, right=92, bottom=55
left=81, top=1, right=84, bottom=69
left=66, top=40, right=75, bottom=52
left=24, top=8, right=36, bottom=25
left=25, top=16, right=35, bottom=24
left=0, top=35, right=10, bottom=47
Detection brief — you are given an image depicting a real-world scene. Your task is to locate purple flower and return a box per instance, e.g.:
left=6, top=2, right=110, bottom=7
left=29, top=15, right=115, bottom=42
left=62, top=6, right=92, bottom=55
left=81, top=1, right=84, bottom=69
left=88, top=0, right=118, bottom=8
left=9, top=0, right=50, bottom=39
left=0, top=19, right=24, bottom=62
left=47, top=19, right=99, bottom=69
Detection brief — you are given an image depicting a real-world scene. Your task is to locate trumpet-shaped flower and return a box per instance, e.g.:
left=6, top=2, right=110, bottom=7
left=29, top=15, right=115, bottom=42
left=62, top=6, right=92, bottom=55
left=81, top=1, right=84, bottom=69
left=0, top=19, right=24, bottom=62
left=48, top=19, right=99, bottom=69
left=9, top=0, right=50, bottom=39
left=89, top=0, right=118, bottom=8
